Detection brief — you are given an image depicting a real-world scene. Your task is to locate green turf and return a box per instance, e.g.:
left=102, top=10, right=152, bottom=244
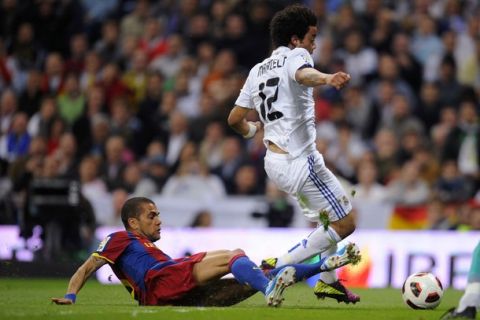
left=0, top=278, right=466, bottom=320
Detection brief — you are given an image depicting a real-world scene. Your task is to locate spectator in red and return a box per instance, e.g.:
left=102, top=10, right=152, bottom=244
left=138, top=17, right=168, bottom=62
left=150, top=34, right=186, bottom=80
left=46, top=117, right=66, bottom=156
left=41, top=52, right=65, bottom=94
left=202, top=49, right=236, bottom=94
left=99, top=63, right=132, bottom=111
left=65, top=34, right=88, bottom=74
left=0, top=38, right=12, bottom=89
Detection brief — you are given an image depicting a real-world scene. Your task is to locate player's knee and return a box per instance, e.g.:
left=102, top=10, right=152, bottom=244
left=226, top=249, right=247, bottom=270
left=227, top=249, right=246, bottom=262
left=344, top=221, right=356, bottom=237
left=332, top=213, right=356, bottom=238
left=231, top=248, right=245, bottom=257
left=345, top=213, right=356, bottom=234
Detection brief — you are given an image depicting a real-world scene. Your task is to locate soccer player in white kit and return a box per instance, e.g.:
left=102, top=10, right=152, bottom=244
left=440, top=240, right=479, bottom=319
left=228, top=5, right=360, bottom=303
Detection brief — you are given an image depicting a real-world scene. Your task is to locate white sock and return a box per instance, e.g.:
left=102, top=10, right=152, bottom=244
left=458, top=282, right=480, bottom=312
left=319, top=244, right=338, bottom=284
left=276, top=226, right=341, bottom=266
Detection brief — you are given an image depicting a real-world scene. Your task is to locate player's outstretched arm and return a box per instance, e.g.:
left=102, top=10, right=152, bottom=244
left=295, top=68, right=351, bottom=90
left=228, top=105, right=262, bottom=139
left=51, top=255, right=107, bottom=305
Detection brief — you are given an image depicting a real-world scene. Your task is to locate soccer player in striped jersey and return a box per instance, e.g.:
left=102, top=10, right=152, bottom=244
left=228, top=4, right=359, bottom=304
left=52, top=197, right=360, bottom=307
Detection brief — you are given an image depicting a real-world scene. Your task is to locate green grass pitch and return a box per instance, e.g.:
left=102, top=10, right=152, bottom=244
left=0, top=278, right=465, bottom=320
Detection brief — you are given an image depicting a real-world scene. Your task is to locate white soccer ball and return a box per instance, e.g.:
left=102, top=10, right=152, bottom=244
left=402, top=272, right=444, bottom=309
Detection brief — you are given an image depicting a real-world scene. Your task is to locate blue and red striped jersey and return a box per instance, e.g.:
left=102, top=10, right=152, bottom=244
left=93, top=231, right=172, bottom=303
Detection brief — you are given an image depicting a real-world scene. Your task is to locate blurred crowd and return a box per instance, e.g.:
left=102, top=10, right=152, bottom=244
left=0, top=0, right=479, bottom=260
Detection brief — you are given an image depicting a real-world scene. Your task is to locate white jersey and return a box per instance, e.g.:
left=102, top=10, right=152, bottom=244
left=235, top=46, right=316, bottom=158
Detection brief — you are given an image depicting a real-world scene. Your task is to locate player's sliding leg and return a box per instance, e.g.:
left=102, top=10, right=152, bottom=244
left=231, top=244, right=360, bottom=308
left=440, top=242, right=480, bottom=319
left=170, top=279, right=257, bottom=307
left=264, top=243, right=361, bottom=306
left=262, top=222, right=361, bottom=303
left=230, top=250, right=356, bottom=308
left=230, top=254, right=295, bottom=307
left=265, top=266, right=296, bottom=307
left=265, top=243, right=360, bottom=307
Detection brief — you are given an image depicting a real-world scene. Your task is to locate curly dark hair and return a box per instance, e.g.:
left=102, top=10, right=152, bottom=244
left=121, top=197, right=155, bottom=229
left=270, top=5, right=317, bottom=48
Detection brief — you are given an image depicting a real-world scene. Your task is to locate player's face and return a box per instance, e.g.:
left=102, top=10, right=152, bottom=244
left=298, top=26, right=317, bottom=54
left=136, top=202, right=162, bottom=242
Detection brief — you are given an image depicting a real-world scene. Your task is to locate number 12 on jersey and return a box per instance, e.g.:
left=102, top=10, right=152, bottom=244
left=259, top=77, right=283, bottom=122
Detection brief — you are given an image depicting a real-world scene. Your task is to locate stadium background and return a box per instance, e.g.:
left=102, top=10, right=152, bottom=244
left=0, top=0, right=479, bottom=298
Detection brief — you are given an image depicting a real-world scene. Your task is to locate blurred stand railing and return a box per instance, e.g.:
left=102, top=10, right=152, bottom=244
left=86, top=194, right=395, bottom=229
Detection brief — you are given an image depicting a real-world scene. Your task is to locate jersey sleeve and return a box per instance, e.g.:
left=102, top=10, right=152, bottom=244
left=93, top=232, right=129, bottom=264
left=234, top=70, right=255, bottom=109
left=286, top=48, right=314, bottom=82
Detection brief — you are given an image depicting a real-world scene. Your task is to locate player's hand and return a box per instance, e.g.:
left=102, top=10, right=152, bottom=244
left=326, top=72, right=351, bottom=90
left=51, top=297, right=74, bottom=305
left=252, top=121, right=263, bottom=132
left=243, top=121, right=263, bottom=139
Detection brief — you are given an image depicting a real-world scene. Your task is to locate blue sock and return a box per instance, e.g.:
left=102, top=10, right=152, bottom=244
left=269, top=257, right=327, bottom=281
left=231, top=256, right=270, bottom=294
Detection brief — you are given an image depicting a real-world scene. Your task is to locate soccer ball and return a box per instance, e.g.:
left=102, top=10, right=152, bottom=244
left=402, top=272, right=443, bottom=309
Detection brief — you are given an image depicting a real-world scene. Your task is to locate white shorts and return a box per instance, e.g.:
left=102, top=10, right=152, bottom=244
left=264, top=149, right=352, bottom=223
